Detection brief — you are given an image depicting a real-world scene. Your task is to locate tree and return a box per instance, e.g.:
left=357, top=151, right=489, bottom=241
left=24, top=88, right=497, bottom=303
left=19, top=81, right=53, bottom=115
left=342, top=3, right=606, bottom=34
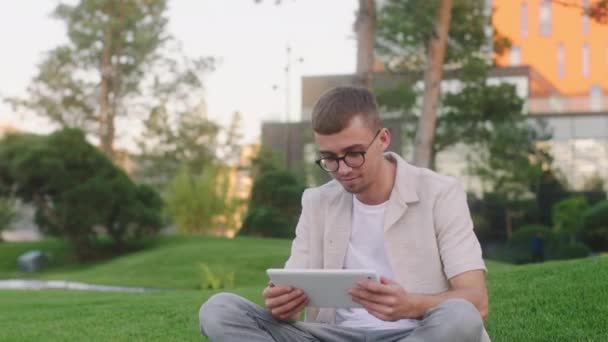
left=164, top=164, right=235, bottom=235
left=552, top=196, right=589, bottom=242
left=377, top=0, right=509, bottom=167
left=222, top=111, right=244, bottom=166
left=135, top=102, right=219, bottom=188
left=355, top=0, right=377, bottom=88
left=0, top=196, right=17, bottom=241
left=553, top=0, right=608, bottom=24
left=6, top=0, right=213, bottom=160
left=0, top=129, right=162, bottom=260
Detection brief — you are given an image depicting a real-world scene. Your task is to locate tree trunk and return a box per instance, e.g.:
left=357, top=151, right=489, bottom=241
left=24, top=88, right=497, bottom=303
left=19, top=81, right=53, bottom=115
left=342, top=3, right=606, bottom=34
left=412, top=0, right=453, bottom=168
left=355, top=0, right=376, bottom=89
left=99, top=26, right=114, bottom=159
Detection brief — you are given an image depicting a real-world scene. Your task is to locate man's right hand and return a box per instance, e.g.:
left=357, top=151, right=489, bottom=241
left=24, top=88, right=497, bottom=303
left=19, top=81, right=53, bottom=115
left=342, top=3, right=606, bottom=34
left=263, top=282, right=309, bottom=321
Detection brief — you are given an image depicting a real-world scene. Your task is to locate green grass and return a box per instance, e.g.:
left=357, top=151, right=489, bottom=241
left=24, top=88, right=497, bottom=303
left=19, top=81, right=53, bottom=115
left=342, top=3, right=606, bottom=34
left=1, top=235, right=607, bottom=341
left=0, top=235, right=291, bottom=289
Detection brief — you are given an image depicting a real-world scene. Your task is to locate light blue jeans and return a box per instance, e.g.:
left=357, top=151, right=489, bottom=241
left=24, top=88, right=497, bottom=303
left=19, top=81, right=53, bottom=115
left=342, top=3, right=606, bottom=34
left=199, top=292, right=488, bottom=341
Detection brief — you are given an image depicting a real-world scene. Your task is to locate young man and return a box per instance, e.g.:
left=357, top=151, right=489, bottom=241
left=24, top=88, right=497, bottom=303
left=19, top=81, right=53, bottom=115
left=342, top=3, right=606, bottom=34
left=199, top=86, right=490, bottom=341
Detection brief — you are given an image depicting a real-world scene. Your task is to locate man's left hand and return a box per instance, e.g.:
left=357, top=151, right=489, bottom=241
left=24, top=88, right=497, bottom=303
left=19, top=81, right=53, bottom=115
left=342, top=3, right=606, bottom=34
left=349, top=276, right=421, bottom=321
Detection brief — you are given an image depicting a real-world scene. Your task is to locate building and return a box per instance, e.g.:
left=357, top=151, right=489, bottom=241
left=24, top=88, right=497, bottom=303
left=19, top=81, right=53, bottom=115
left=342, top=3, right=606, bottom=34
left=493, top=0, right=608, bottom=189
left=260, top=1, right=607, bottom=191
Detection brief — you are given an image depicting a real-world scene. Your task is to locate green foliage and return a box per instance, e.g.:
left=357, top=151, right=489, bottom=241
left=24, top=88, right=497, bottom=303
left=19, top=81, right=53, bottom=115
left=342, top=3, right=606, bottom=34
left=5, top=0, right=214, bottom=160
left=498, top=224, right=554, bottom=264
left=377, top=0, right=497, bottom=70
left=239, top=150, right=305, bottom=238
left=0, top=196, right=17, bottom=239
left=552, top=196, right=589, bottom=237
left=493, top=224, right=591, bottom=264
left=164, top=164, right=236, bottom=234
left=0, top=129, right=162, bottom=260
left=136, top=107, right=219, bottom=188
left=581, top=200, right=608, bottom=252
left=199, top=263, right=235, bottom=290
left=546, top=242, right=591, bottom=261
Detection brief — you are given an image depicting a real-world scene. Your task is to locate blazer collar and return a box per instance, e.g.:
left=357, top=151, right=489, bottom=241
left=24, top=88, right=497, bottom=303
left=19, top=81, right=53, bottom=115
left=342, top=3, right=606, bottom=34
left=383, top=152, right=420, bottom=231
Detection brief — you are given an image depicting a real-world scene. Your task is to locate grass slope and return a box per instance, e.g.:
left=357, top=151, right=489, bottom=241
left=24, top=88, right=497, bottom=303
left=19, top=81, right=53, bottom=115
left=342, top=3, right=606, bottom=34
left=1, top=236, right=606, bottom=341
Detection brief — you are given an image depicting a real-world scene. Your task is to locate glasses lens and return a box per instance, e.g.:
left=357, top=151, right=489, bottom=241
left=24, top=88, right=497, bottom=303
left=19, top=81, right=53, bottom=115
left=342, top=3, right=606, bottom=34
left=319, top=158, right=338, bottom=172
left=344, top=152, right=365, bottom=168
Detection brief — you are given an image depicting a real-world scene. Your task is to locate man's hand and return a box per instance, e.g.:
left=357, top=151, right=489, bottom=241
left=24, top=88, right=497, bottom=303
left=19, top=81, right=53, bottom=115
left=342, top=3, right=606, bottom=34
left=263, top=282, right=309, bottom=321
left=349, top=276, right=422, bottom=321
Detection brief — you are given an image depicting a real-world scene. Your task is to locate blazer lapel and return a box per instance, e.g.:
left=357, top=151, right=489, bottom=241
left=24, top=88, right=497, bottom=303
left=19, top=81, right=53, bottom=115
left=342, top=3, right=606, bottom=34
left=384, top=152, right=420, bottom=232
left=323, top=190, right=352, bottom=269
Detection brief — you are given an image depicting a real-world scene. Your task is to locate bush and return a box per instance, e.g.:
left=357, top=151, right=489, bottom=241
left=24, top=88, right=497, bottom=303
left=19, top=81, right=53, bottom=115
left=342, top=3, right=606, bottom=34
left=199, top=263, right=235, bottom=290
left=239, top=153, right=305, bottom=238
left=581, top=200, right=608, bottom=252
left=552, top=196, right=588, bottom=239
left=547, top=242, right=591, bottom=261
left=239, top=206, right=293, bottom=239
left=497, top=225, right=554, bottom=264
left=164, top=165, right=236, bottom=235
left=0, top=129, right=163, bottom=260
left=0, top=196, right=17, bottom=240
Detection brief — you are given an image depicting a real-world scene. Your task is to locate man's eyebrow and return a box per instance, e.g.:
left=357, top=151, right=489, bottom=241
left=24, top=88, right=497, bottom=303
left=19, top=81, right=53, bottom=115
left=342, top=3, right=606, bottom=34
left=318, top=144, right=366, bottom=155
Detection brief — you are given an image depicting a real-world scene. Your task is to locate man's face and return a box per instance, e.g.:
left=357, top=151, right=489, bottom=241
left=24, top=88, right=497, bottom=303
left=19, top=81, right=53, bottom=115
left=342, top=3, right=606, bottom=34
left=314, top=115, right=389, bottom=194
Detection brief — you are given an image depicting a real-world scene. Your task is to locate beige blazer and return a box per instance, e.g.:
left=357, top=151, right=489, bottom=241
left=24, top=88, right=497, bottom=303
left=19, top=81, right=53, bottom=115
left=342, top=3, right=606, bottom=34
left=285, top=152, right=486, bottom=324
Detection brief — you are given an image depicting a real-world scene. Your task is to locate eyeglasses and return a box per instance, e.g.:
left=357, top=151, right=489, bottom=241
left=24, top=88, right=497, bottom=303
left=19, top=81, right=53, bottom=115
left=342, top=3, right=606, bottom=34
left=315, top=129, right=382, bottom=172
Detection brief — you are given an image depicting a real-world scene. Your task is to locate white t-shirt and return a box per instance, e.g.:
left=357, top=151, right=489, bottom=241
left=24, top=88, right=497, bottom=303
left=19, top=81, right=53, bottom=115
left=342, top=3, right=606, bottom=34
left=335, top=196, right=419, bottom=331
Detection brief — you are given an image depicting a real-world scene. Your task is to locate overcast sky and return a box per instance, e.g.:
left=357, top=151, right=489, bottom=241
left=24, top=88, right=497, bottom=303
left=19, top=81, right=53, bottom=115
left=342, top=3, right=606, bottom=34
left=0, top=0, right=358, bottom=149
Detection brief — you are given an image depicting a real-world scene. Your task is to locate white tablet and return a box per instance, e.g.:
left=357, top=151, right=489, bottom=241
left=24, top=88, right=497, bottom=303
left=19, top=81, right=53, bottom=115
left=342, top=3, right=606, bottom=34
left=266, top=269, right=378, bottom=308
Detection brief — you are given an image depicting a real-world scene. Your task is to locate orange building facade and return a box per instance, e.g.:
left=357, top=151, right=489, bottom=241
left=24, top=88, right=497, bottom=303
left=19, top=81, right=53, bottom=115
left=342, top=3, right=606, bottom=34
left=493, top=0, right=608, bottom=97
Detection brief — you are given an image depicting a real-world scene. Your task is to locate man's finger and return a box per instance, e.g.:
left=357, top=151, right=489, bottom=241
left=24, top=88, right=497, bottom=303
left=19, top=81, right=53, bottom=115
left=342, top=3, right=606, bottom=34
left=263, top=285, right=293, bottom=298
left=350, top=288, right=397, bottom=306
left=266, top=288, right=303, bottom=309
left=353, top=297, right=394, bottom=317
left=356, top=280, right=395, bottom=294
left=272, top=292, right=308, bottom=317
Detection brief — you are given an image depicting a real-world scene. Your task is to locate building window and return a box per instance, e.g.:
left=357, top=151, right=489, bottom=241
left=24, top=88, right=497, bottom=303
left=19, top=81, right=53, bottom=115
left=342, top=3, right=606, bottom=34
left=590, top=85, right=603, bottom=111
left=539, top=0, right=552, bottom=36
left=582, top=42, right=590, bottom=77
left=521, top=2, right=528, bottom=37
left=582, top=0, right=590, bottom=34
left=510, top=45, right=522, bottom=66
left=557, top=42, right=565, bottom=79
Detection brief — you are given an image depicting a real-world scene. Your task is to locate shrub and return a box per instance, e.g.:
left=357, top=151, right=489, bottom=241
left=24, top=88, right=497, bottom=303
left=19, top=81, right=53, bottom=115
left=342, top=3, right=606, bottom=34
left=199, top=263, right=235, bottom=290
left=0, top=129, right=163, bottom=260
left=500, top=225, right=554, bottom=264
left=581, top=200, right=608, bottom=252
left=0, top=196, right=17, bottom=240
left=552, top=196, right=588, bottom=240
left=547, top=242, right=591, bottom=261
left=239, top=154, right=305, bottom=238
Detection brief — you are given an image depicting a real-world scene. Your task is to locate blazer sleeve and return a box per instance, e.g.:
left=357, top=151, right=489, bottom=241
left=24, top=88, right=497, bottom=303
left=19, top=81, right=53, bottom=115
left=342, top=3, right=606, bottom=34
left=284, top=189, right=312, bottom=269
left=434, top=180, right=486, bottom=279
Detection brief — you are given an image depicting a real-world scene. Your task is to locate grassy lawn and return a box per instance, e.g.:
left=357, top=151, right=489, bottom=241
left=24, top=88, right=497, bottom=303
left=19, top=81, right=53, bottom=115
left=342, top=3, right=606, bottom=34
left=1, top=235, right=607, bottom=341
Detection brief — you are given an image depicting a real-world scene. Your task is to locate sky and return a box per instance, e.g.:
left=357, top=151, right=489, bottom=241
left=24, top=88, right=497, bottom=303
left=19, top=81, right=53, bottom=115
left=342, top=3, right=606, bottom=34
left=0, top=0, right=358, bottom=149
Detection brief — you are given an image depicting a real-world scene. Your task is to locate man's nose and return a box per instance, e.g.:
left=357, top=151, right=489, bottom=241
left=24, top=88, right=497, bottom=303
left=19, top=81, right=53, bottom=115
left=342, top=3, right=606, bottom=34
left=336, top=159, right=353, bottom=176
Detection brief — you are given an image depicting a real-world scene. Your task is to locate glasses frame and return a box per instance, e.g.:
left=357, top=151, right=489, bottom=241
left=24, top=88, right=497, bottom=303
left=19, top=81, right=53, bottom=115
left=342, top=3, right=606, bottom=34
left=315, top=129, right=382, bottom=173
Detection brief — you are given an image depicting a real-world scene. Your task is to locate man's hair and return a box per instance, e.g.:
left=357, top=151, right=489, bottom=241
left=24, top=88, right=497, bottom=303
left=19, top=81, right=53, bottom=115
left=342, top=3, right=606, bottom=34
left=311, top=86, right=381, bottom=135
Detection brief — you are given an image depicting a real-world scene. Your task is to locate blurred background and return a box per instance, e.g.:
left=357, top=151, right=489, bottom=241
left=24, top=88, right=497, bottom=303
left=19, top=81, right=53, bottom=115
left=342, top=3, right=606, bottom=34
left=1, top=0, right=607, bottom=267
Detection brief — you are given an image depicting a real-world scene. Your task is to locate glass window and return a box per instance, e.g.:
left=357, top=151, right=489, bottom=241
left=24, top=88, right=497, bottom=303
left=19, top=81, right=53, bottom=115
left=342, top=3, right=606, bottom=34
left=521, top=2, right=528, bottom=37
left=557, top=42, right=566, bottom=79
left=582, top=0, right=590, bottom=34
left=510, top=45, right=522, bottom=66
left=590, top=85, right=603, bottom=111
left=582, top=42, right=590, bottom=77
left=540, top=0, right=552, bottom=36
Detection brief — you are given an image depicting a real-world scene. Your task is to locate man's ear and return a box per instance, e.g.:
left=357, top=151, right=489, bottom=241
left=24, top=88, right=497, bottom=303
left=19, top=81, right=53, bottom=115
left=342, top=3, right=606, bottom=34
left=380, top=128, right=391, bottom=151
